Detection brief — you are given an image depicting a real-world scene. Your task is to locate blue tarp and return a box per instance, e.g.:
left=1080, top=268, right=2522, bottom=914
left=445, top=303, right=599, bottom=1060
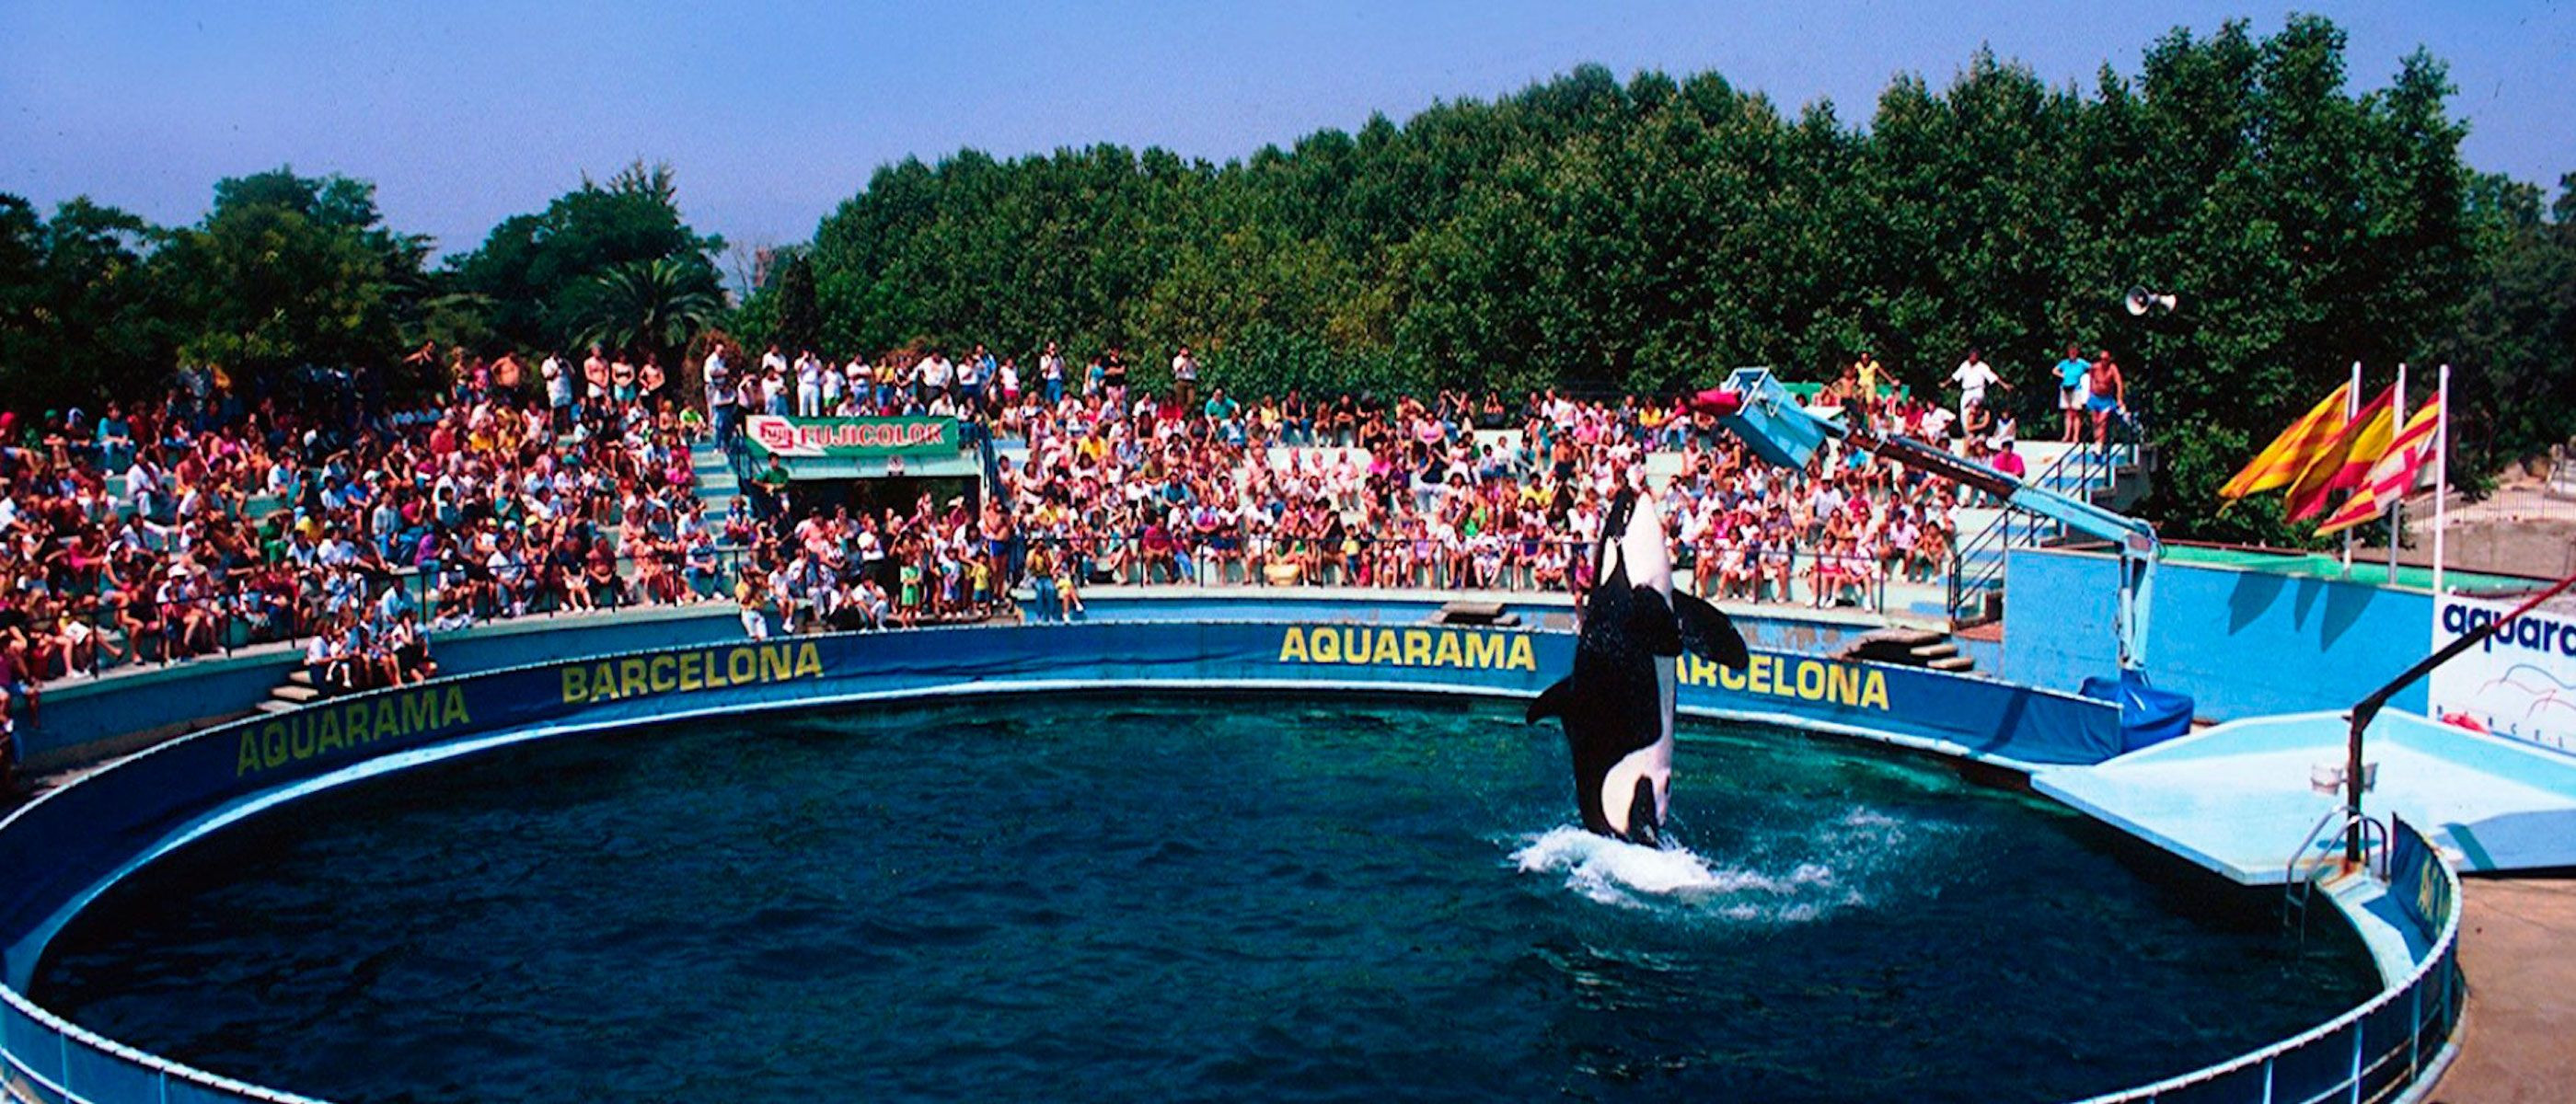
left=2082, top=669, right=2197, bottom=753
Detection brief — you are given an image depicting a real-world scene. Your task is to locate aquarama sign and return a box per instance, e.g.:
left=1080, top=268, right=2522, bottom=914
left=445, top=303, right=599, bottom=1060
left=2429, top=594, right=2576, bottom=753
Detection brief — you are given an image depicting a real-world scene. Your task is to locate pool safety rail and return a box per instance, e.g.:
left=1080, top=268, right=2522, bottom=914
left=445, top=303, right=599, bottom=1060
left=0, top=621, right=2453, bottom=1104
left=2071, top=818, right=2464, bottom=1104
left=2, top=984, right=325, bottom=1104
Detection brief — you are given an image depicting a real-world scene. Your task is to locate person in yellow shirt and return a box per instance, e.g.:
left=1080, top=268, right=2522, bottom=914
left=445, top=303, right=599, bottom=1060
left=968, top=555, right=993, bottom=616
left=1854, top=350, right=1886, bottom=399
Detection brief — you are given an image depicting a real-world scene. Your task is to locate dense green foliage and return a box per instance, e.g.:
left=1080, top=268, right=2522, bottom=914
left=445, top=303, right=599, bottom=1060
left=0, top=16, right=2569, bottom=542
left=153, top=168, right=434, bottom=388
left=0, top=162, right=722, bottom=410
left=0, top=195, right=170, bottom=411
left=2443, top=173, right=2576, bottom=482
left=769, top=17, right=2540, bottom=541
left=446, top=161, right=726, bottom=363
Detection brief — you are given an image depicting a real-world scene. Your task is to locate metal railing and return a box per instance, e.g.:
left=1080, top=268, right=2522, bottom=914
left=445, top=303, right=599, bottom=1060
left=1021, top=534, right=1900, bottom=613
left=1945, top=439, right=2136, bottom=626
left=25, top=499, right=1974, bottom=696
left=3, top=983, right=327, bottom=1104
left=30, top=544, right=767, bottom=685
left=2281, top=810, right=2390, bottom=948
left=26, top=520, right=1948, bottom=693
left=2068, top=849, right=2463, bottom=1104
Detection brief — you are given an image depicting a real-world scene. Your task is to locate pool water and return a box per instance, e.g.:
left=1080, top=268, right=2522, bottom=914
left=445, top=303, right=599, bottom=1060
left=33, top=695, right=2378, bottom=1104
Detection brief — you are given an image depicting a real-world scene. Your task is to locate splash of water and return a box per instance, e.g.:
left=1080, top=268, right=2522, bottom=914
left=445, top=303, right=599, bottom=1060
left=1508, top=814, right=1900, bottom=922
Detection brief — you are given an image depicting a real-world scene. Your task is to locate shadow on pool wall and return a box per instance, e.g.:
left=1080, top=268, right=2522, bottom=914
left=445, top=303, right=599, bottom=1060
left=2003, top=548, right=2438, bottom=722
left=0, top=615, right=2460, bottom=1104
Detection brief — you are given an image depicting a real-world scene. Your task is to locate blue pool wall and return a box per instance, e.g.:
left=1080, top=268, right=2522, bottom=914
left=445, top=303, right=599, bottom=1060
left=13, top=600, right=1960, bottom=773
left=2002, top=548, right=2433, bottom=721
left=24, top=552, right=2448, bottom=774
left=0, top=614, right=2460, bottom=1104
left=17, top=606, right=752, bottom=771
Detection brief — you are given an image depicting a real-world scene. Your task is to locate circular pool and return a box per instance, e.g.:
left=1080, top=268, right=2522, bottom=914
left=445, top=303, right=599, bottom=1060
left=31, top=694, right=2376, bottom=1103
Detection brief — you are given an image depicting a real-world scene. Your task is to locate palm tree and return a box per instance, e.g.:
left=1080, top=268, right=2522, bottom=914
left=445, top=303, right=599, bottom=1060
left=574, top=257, right=722, bottom=366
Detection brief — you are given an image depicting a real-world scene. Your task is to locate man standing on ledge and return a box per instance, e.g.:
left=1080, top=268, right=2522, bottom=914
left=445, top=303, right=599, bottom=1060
left=1172, top=344, right=1200, bottom=409
left=1853, top=348, right=1886, bottom=403
left=2085, top=350, right=2126, bottom=450
left=753, top=454, right=792, bottom=522
left=1948, top=347, right=2004, bottom=422
left=2054, top=344, right=2089, bottom=443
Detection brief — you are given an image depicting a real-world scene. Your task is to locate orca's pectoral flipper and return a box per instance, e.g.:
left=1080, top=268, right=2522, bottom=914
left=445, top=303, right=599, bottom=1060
left=1627, top=586, right=1684, bottom=656
left=1674, top=592, right=1750, bottom=669
left=1527, top=677, right=1577, bottom=725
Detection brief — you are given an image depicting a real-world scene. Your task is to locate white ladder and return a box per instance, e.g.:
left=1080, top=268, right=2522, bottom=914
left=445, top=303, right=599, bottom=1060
left=2281, top=807, right=2388, bottom=947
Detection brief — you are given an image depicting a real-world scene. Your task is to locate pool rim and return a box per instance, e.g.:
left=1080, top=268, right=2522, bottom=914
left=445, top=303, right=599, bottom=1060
left=0, top=622, right=2460, bottom=1104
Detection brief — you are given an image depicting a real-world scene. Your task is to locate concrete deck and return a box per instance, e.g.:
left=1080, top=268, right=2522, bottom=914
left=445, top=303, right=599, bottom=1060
left=2430, top=878, right=2576, bottom=1103
left=2036, top=711, right=2576, bottom=883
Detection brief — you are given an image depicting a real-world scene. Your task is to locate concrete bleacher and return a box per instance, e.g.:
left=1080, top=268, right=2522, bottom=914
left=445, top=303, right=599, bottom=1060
left=984, top=429, right=2132, bottom=629
left=690, top=439, right=741, bottom=518
left=1940, top=440, right=2142, bottom=622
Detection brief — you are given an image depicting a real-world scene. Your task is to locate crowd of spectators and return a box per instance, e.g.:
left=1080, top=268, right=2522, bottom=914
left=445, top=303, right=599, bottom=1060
left=3, top=336, right=2039, bottom=764
left=712, top=342, right=2003, bottom=636
left=0, top=348, right=733, bottom=754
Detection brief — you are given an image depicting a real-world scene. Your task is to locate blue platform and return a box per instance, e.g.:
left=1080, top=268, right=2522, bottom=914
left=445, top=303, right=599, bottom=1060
left=2035, top=710, right=2576, bottom=883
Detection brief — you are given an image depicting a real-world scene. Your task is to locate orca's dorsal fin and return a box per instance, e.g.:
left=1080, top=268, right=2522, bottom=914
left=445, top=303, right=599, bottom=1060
left=1527, top=677, right=1577, bottom=724
left=1674, top=592, right=1751, bottom=669
left=1628, top=586, right=1684, bottom=656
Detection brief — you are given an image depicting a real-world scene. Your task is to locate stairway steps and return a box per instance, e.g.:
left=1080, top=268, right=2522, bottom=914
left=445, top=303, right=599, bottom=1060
left=1939, top=443, right=2148, bottom=624
left=272, top=684, right=322, bottom=704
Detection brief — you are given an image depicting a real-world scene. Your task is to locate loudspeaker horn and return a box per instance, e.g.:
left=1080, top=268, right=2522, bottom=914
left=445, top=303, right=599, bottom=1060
left=2123, top=286, right=2178, bottom=316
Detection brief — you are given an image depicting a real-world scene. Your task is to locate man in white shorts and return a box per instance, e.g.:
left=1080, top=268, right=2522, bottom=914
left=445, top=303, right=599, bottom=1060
left=1949, top=348, right=2004, bottom=420
left=2053, top=344, right=2090, bottom=443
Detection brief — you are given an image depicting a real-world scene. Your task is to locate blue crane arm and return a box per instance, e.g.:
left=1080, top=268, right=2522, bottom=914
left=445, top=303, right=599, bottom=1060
left=1704, top=366, right=2159, bottom=669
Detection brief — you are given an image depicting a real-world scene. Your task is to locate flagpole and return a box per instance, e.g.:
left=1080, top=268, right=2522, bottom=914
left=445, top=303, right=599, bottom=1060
left=2340, top=361, right=2361, bottom=577
left=2432, top=364, right=2450, bottom=596
left=2385, top=364, right=2406, bottom=585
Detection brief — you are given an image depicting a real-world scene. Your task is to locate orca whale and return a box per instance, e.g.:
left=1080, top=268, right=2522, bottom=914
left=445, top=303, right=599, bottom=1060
left=1528, top=484, right=1750, bottom=845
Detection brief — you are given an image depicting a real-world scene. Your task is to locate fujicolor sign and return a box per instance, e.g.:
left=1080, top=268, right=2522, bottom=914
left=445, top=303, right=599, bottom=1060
left=745, top=415, right=956, bottom=457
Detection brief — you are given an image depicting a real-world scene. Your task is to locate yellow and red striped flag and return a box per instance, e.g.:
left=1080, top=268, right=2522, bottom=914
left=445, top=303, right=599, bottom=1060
left=2217, top=382, right=2353, bottom=500
left=2315, top=397, right=2443, bottom=536
left=2287, top=385, right=2397, bottom=522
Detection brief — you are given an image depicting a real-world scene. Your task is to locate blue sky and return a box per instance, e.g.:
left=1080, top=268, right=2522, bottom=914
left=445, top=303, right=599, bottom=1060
left=3, top=2, right=2569, bottom=259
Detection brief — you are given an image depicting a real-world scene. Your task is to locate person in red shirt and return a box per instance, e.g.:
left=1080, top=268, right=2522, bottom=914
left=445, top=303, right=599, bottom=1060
left=1991, top=439, right=2027, bottom=481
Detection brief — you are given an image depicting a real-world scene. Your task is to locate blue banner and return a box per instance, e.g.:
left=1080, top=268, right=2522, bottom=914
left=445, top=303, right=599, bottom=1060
left=2386, top=815, right=2455, bottom=944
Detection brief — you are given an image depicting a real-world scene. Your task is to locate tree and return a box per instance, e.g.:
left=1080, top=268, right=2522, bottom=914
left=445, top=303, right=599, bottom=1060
left=0, top=194, right=176, bottom=412
left=447, top=160, right=725, bottom=354
left=770, top=250, right=822, bottom=354
left=573, top=257, right=722, bottom=368
left=2443, top=172, right=2576, bottom=478
left=148, top=167, right=422, bottom=396
left=6, top=17, right=2559, bottom=545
